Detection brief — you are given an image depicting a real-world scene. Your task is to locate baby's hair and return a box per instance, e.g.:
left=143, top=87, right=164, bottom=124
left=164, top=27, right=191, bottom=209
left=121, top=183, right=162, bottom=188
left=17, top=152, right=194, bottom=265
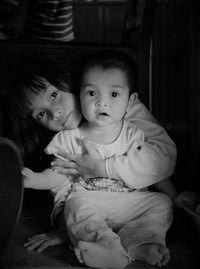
left=80, top=49, right=138, bottom=94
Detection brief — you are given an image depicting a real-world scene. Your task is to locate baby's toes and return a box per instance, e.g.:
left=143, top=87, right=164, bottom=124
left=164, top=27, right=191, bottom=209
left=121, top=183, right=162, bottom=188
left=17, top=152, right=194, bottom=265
left=74, top=247, right=83, bottom=263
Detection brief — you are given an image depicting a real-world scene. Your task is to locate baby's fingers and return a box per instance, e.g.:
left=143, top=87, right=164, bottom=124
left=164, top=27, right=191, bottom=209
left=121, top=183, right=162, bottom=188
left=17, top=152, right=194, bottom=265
left=54, top=151, right=77, bottom=162
left=51, top=159, right=76, bottom=169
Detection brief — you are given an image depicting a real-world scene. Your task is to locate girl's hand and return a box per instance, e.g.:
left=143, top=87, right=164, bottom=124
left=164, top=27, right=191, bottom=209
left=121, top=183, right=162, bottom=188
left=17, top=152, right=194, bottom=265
left=51, top=140, right=107, bottom=178
left=22, top=167, right=36, bottom=188
left=23, top=230, right=65, bottom=252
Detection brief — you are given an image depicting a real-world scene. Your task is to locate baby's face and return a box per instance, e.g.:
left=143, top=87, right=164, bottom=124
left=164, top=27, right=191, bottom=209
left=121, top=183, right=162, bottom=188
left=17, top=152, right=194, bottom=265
left=29, top=84, right=82, bottom=132
left=80, top=66, right=130, bottom=127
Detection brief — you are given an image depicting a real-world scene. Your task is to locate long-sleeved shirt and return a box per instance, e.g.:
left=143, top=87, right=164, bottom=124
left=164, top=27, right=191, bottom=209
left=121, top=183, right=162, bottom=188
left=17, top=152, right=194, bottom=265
left=106, top=93, right=177, bottom=188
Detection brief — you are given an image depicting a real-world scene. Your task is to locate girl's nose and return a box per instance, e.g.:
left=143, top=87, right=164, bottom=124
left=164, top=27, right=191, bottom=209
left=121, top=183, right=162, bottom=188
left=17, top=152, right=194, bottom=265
left=53, top=108, right=62, bottom=121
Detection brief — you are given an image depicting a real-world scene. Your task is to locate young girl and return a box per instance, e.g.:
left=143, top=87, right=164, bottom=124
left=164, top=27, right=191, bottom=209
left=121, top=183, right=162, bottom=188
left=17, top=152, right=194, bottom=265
left=6, top=53, right=178, bottom=267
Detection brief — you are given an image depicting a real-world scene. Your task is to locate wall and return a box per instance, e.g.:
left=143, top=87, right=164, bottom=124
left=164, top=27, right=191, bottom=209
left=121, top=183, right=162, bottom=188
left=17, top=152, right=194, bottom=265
left=152, top=0, right=200, bottom=190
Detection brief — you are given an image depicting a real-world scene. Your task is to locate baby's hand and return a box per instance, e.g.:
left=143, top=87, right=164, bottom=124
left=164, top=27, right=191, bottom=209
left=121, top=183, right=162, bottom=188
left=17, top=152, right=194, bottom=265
left=175, top=191, right=199, bottom=209
left=51, top=140, right=106, bottom=178
left=21, top=167, right=36, bottom=188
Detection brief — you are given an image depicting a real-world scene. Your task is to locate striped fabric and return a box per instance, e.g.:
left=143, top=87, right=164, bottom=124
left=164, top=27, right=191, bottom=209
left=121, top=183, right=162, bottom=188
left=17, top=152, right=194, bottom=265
left=25, top=0, right=74, bottom=42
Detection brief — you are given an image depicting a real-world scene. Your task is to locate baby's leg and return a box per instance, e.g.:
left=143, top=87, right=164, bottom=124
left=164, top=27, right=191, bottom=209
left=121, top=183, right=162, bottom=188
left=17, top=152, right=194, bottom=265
left=64, top=193, right=130, bottom=268
left=118, top=192, right=173, bottom=267
left=75, top=241, right=129, bottom=269
left=130, top=242, right=170, bottom=267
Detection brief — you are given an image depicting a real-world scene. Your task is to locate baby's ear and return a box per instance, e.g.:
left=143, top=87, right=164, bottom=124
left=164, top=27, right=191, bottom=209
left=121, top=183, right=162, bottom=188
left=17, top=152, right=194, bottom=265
left=126, top=92, right=138, bottom=111
left=129, top=92, right=138, bottom=104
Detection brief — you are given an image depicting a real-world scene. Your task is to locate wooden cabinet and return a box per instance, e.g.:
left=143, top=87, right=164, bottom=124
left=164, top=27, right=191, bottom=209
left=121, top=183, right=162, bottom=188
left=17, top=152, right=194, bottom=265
left=73, top=4, right=103, bottom=43
left=104, top=4, right=127, bottom=44
left=73, top=1, right=127, bottom=44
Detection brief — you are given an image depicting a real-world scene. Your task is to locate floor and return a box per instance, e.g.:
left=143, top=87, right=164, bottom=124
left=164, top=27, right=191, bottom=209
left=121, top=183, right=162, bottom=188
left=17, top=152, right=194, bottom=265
left=1, top=190, right=200, bottom=269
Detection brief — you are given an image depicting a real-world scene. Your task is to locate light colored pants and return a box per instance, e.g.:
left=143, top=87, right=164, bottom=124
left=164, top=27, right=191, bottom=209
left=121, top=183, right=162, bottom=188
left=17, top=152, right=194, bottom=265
left=64, top=190, right=173, bottom=257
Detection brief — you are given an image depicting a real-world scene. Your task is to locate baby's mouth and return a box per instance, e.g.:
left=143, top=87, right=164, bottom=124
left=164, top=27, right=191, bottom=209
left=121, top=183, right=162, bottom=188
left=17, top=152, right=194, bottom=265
left=62, top=118, right=67, bottom=126
left=99, top=112, right=109, bottom=116
left=97, top=108, right=109, bottom=115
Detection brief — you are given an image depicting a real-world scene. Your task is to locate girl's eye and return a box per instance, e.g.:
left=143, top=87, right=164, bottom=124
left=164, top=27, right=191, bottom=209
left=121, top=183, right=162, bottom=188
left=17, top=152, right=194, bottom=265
left=51, top=91, right=58, bottom=100
left=112, top=92, right=119, bottom=97
left=37, top=111, right=46, bottom=121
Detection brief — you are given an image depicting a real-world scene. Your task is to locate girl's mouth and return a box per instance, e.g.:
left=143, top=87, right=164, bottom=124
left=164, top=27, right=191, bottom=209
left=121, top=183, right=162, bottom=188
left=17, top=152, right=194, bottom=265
left=62, top=113, right=70, bottom=126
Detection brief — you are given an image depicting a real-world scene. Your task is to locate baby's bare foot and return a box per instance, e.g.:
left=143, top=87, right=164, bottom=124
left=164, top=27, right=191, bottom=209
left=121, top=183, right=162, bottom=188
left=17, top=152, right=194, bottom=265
left=74, top=241, right=129, bottom=269
left=130, top=243, right=170, bottom=267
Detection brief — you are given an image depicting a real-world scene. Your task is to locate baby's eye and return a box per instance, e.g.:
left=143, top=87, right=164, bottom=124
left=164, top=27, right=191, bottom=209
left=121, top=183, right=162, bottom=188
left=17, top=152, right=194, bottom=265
left=37, top=111, right=46, bottom=121
left=112, top=92, right=119, bottom=97
left=88, top=90, right=95, bottom=96
left=50, top=91, right=58, bottom=100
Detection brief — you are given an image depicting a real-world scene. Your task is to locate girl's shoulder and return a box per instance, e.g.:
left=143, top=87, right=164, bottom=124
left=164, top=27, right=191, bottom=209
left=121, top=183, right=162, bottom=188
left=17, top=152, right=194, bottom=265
left=46, top=128, right=83, bottom=155
left=56, top=128, right=82, bottom=144
left=125, top=92, right=156, bottom=124
left=122, top=120, right=145, bottom=144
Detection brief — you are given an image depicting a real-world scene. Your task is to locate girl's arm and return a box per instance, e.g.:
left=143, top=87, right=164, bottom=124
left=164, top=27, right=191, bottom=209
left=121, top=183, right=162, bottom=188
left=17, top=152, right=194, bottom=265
left=22, top=167, right=69, bottom=190
left=51, top=93, right=177, bottom=189
left=52, top=120, right=176, bottom=190
left=105, top=93, right=177, bottom=189
left=106, top=122, right=176, bottom=189
left=106, top=120, right=176, bottom=189
left=125, top=93, right=157, bottom=124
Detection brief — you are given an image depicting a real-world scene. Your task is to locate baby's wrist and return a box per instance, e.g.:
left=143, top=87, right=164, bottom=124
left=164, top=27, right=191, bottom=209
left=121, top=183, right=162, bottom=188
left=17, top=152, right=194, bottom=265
left=94, top=159, right=107, bottom=177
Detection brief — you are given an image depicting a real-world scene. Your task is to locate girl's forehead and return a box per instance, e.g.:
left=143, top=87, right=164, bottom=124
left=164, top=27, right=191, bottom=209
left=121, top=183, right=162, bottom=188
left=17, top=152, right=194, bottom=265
left=27, top=91, right=46, bottom=111
left=26, top=83, right=54, bottom=106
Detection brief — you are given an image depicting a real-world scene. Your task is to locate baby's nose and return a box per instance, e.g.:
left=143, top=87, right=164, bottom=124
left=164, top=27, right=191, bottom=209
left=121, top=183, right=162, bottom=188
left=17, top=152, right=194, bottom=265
left=96, top=99, right=108, bottom=107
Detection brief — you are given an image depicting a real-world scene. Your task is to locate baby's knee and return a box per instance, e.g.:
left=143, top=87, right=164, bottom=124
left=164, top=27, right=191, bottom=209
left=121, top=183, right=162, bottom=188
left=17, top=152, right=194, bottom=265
left=159, top=193, right=173, bottom=207
left=65, top=196, right=98, bottom=223
left=157, top=193, right=173, bottom=223
left=151, top=192, right=173, bottom=215
left=66, top=196, right=83, bottom=211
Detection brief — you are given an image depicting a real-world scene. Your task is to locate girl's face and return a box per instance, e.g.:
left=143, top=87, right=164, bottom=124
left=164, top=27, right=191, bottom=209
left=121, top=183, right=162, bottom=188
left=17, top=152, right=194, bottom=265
left=80, top=66, right=130, bottom=127
left=29, top=84, right=82, bottom=132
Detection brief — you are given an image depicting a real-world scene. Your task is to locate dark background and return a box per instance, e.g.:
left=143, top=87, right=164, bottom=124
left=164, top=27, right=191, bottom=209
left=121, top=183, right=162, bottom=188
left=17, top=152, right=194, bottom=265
left=0, top=0, right=199, bottom=213
left=0, top=1, right=200, bottom=267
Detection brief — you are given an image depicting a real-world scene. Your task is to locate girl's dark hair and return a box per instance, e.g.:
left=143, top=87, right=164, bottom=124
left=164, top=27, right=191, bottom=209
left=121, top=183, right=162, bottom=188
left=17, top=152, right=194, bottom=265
left=80, top=49, right=138, bottom=94
left=14, top=57, right=73, bottom=120
left=3, top=57, right=73, bottom=170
